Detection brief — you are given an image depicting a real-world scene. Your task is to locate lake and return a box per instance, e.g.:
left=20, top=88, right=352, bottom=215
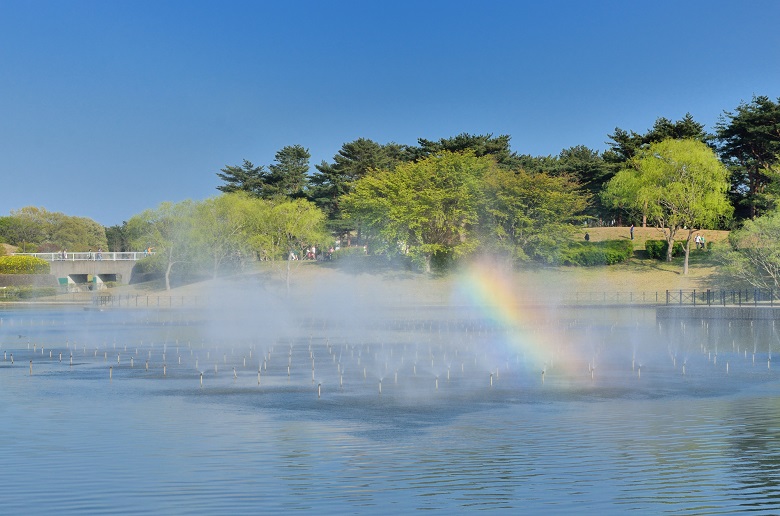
left=2, top=302, right=780, bottom=514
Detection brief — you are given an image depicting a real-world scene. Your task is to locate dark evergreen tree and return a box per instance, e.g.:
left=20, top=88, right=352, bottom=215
left=105, top=221, right=131, bottom=252
left=216, top=159, right=268, bottom=196
left=603, top=113, right=709, bottom=165
left=716, top=95, right=780, bottom=220
left=308, top=138, right=406, bottom=235
left=554, top=146, right=610, bottom=220
left=265, top=145, right=311, bottom=198
left=409, top=133, right=518, bottom=167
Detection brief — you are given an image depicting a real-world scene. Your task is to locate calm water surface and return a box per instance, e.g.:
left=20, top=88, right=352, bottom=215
left=1, top=305, right=779, bottom=514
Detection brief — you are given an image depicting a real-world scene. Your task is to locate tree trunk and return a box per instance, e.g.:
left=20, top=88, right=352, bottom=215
left=682, top=229, right=695, bottom=275
left=286, top=254, right=291, bottom=295
left=424, top=254, right=432, bottom=274
left=664, top=228, right=675, bottom=262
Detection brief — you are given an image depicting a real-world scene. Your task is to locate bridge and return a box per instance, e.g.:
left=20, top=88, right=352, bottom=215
left=13, top=252, right=152, bottom=289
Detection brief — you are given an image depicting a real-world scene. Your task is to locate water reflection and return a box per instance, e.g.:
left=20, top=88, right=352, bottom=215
left=1, top=305, right=780, bottom=513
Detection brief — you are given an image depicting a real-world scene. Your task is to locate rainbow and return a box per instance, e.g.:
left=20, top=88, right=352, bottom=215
left=454, top=261, right=588, bottom=376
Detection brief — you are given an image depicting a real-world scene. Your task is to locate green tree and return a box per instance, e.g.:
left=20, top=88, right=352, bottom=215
left=342, top=152, right=491, bottom=273
left=602, top=139, right=733, bottom=273
left=7, top=207, right=50, bottom=251
left=3, top=207, right=106, bottom=252
left=127, top=200, right=198, bottom=290
left=722, top=209, right=780, bottom=288
left=309, top=138, right=406, bottom=236
left=481, top=168, right=589, bottom=264
left=248, top=198, right=327, bottom=291
left=50, top=215, right=108, bottom=252
left=192, top=194, right=256, bottom=279
left=603, top=114, right=711, bottom=226
left=716, top=95, right=780, bottom=220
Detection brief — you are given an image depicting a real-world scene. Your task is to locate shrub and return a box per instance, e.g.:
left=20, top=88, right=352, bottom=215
left=645, top=240, right=685, bottom=260
left=133, top=254, right=166, bottom=274
left=0, top=255, right=50, bottom=274
left=331, top=246, right=366, bottom=261
left=0, top=286, right=57, bottom=299
left=559, top=240, right=633, bottom=266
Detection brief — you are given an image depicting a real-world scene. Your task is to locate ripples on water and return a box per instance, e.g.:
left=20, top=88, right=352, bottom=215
left=1, top=306, right=780, bottom=514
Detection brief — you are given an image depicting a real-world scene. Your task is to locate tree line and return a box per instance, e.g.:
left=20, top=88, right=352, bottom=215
left=1, top=95, right=778, bottom=285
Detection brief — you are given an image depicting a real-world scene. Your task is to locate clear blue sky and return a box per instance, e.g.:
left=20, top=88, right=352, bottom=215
left=1, top=0, right=778, bottom=227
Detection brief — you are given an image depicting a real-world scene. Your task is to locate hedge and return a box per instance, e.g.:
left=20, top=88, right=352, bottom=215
left=559, top=240, right=633, bottom=266
left=645, top=240, right=686, bottom=260
left=0, top=286, right=58, bottom=299
left=0, top=255, right=50, bottom=274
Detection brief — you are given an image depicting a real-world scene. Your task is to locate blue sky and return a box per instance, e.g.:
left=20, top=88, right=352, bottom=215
left=1, top=0, right=778, bottom=227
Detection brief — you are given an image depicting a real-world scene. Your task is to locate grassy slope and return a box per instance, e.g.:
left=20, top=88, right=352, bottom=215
left=118, top=226, right=735, bottom=303
left=525, top=226, right=729, bottom=299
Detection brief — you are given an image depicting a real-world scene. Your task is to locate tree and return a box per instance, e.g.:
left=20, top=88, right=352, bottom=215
left=265, top=145, right=310, bottom=198
left=247, top=198, right=327, bottom=291
left=553, top=146, right=609, bottom=221
left=8, top=207, right=51, bottom=251
left=50, top=216, right=108, bottom=252
left=409, top=133, right=519, bottom=168
left=342, top=151, right=491, bottom=273
left=192, top=194, right=256, bottom=279
left=127, top=200, right=198, bottom=290
left=716, top=95, right=780, bottom=220
left=2, top=207, right=107, bottom=252
left=105, top=222, right=131, bottom=252
left=604, top=113, right=710, bottom=164
left=480, top=167, right=589, bottom=264
left=603, top=114, right=711, bottom=226
left=216, top=159, right=268, bottom=196
left=309, top=138, right=406, bottom=236
left=602, top=139, right=733, bottom=274
left=721, top=210, right=780, bottom=289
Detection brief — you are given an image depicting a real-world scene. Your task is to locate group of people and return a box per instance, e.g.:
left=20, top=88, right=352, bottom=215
left=694, top=234, right=707, bottom=250
left=57, top=248, right=103, bottom=260
left=289, top=245, right=337, bottom=261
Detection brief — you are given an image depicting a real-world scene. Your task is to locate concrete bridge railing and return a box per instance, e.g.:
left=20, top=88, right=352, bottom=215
left=13, top=252, right=152, bottom=262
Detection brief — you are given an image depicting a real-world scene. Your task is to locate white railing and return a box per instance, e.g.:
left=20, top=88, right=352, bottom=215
left=13, top=252, right=154, bottom=262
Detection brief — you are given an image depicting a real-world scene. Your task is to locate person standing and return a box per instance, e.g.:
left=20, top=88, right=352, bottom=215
left=630, top=224, right=634, bottom=240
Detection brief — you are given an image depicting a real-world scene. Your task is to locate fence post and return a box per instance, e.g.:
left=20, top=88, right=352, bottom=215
left=679, top=290, right=683, bottom=305
left=666, top=290, right=669, bottom=305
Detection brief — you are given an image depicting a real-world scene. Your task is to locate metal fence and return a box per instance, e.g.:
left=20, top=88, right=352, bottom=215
left=663, top=289, right=778, bottom=307
left=89, top=294, right=202, bottom=308
left=563, top=289, right=780, bottom=307
left=569, top=291, right=662, bottom=305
